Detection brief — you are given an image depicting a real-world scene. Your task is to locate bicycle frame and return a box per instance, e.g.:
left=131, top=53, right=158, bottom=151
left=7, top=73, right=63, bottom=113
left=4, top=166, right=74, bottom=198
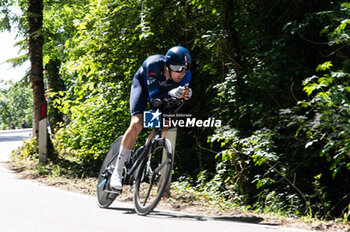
left=126, top=128, right=163, bottom=182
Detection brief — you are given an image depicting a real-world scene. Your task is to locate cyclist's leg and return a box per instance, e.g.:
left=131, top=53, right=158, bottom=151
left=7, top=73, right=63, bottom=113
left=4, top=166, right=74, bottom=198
left=122, top=72, right=148, bottom=149
left=121, top=114, right=143, bottom=149
left=110, top=73, right=147, bottom=190
left=161, top=127, right=169, bottom=138
left=122, top=71, right=148, bottom=148
left=110, top=114, right=143, bottom=189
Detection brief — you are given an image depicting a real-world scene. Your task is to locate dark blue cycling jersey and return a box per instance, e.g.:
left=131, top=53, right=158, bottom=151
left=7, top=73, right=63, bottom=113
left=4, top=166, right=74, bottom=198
left=130, top=55, right=191, bottom=115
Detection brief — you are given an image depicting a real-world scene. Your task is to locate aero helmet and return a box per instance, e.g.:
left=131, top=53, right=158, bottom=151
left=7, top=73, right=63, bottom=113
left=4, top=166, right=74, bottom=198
left=165, top=46, right=192, bottom=73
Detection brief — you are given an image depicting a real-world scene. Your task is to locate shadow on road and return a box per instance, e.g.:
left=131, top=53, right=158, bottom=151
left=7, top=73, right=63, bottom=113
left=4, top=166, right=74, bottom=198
left=0, top=135, right=30, bottom=142
left=106, top=205, right=272, bottom=226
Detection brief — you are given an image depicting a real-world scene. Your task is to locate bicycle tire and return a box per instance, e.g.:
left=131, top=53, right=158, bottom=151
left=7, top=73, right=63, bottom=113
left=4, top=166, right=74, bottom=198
left=97, top=136, right=123, bottom=208
left=133, top=138, right=173, bottom=215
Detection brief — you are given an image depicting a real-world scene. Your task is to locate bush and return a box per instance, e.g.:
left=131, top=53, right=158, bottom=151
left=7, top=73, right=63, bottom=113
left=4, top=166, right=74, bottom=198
left=11, top=138, right=38, bottom=161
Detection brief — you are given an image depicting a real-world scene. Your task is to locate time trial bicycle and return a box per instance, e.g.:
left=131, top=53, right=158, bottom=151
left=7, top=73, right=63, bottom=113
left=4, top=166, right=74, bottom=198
left=96, top=97, right=185, bottom=216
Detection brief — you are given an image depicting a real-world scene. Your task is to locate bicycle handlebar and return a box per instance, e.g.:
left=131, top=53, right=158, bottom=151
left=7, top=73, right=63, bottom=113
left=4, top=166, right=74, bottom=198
left=152, top=84, right=189, bottom=113
left=152, top=97, right=185, bottom=114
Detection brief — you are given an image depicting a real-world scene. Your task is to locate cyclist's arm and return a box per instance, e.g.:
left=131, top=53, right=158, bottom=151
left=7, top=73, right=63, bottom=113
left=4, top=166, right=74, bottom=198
left=146, top=66, right=170, bottom=107
left=147, top=67, right=192, bottom=106
left=178, top=71, right=192, bottom=100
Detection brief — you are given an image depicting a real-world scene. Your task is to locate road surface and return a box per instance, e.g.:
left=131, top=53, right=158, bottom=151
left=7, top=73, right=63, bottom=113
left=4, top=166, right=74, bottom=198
left=0, top=129, right=311, bottom=232
left=0, top=128, right=31, bottom=162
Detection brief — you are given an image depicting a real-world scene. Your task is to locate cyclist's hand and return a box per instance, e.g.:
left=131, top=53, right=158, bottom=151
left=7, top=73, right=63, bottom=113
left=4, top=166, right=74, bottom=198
left=169, top=86, right=185, bottom=98
left=183, top=87, right=192, bottom=100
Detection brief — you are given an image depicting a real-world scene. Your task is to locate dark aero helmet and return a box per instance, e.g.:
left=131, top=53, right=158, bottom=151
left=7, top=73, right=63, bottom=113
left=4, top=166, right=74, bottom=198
left=165, top=46, right=192, bottom=73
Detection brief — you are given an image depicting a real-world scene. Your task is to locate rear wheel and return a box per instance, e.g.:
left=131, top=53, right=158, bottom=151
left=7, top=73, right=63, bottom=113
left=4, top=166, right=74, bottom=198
left=97, top=136, right=123, bottom=208
left=134, top=138, right=173, bottom=215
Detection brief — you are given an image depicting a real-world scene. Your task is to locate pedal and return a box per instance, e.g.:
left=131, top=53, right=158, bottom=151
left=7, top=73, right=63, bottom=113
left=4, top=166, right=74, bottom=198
left=105, top=181, right=123, bottom=194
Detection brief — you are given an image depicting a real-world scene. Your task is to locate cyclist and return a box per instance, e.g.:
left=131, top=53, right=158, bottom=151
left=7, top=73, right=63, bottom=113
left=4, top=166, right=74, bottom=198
left=110, top=46, right=193, bottom=190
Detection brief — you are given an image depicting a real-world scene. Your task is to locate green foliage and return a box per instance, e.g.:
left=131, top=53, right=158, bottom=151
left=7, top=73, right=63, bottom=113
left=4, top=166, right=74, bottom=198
left=0, top=80, right=33, bottom=129
left=11, top=137, right=38, bottom=160
left=43, top=0, right=350, bottom=220
left=209, top=126, right=281, bottom=205
left=0, top=0, right=16, bottom=31
left=48, top=0, right=140, bottom=165
left=11, top=136, right=97, bottom=178
left=206, top=0, right=350, bottom=219
left=171, top=175, right=240, bottom=211
left=52, top=82, right=129, bottom=166
left=301, top=62, right=350, bottom=178
left=4, top=0, right=350, bottom=221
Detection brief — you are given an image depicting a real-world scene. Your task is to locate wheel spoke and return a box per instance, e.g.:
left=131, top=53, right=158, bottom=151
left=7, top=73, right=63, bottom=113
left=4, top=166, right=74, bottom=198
left=142, top=175, right=155, bottom=206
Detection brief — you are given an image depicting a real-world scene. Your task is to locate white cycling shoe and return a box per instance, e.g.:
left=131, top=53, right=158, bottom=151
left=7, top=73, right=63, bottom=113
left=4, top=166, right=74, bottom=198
left=110, top=168, right=123, bottom=190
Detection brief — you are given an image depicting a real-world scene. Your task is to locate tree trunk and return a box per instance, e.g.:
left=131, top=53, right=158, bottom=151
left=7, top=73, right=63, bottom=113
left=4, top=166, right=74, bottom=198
left=28, top=0, right=45, bottom=138
left=222, top=0, right=242, bottom=72
left=45, top=59, right=65, bottom=133
left=222, top=0, right=256, bottom=201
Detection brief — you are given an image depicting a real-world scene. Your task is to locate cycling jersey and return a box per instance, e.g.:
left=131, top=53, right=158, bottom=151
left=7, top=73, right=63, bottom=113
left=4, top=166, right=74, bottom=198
left=130, top=55, right=191, bottom=115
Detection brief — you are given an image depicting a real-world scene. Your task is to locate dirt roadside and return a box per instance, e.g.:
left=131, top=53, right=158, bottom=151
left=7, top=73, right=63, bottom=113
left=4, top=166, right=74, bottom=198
left=5, top=161, right=349, bottom=232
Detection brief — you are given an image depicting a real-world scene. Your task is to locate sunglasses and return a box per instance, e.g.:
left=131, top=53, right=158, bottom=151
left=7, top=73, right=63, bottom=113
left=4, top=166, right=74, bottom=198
left=169, top=64, right=188, bottom=73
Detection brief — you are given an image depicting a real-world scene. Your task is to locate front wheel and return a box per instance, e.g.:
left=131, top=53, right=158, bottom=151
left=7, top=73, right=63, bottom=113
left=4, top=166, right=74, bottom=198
left=97, top=136, right=123, bottom=208
left=134, top=138, right=173, bottom=215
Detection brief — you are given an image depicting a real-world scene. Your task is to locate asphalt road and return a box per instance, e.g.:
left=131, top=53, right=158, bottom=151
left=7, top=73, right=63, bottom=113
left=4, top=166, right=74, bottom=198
left=0, top=128, right=32, bottom=162
left=0, top=129, right=311, bottom=232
